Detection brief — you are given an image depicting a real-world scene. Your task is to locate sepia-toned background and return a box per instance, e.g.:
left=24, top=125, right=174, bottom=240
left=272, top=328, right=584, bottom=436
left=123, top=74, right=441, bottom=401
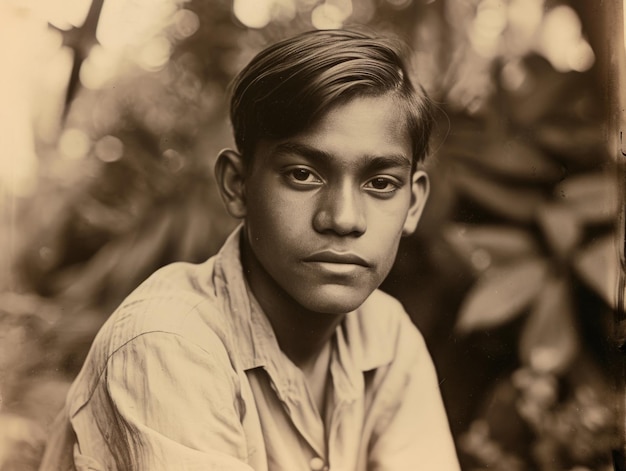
left=0, top=1, right=624, bottom=469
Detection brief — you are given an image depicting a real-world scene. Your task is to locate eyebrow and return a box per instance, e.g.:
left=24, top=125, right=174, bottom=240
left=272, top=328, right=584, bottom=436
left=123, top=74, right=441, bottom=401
left=273, top=142, right=412, bottom=171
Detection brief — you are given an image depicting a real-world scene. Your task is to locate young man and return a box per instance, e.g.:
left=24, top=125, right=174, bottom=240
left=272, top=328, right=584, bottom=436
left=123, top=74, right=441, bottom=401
left=41, top=29, right=460, bottom=470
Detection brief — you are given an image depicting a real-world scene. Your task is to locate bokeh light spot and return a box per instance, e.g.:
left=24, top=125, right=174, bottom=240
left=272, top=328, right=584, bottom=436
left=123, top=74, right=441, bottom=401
left=97, top=0, right=178, bottom=49
left=234, top=0, right=272, bottom=29
left=501, top=60, right=527, bottom=91
left=312, top=1, right=352, bottom=30
left=567, top=40, right=595, bottom=72
left=470, top=0, right=507, bottom=58
left=95, top=135, right=124, bottom=163
left=163, top=149, right=185, bottom=173
left=173, top=9, right=200, bottom=40
left=58, top=128, right=91, bottom=160
left=529, top=347, right=561, bottom=373
left=137, top=36, right=171, bottom=71
left=80, top=45, right=119, bottom=90
left=537, top=5, right=594, bottom=72
left=471, top=249, right=492, bottom=271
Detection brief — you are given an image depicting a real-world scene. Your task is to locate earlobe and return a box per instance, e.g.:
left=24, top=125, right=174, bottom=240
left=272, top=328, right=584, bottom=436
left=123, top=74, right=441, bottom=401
left=402, top=170, right=429, bottom=236
left=214, top=148, right=247, bottom=219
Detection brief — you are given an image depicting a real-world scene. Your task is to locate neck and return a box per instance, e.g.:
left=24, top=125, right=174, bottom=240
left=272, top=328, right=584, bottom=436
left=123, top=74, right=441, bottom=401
left=240, top=233, right=345, bottom=369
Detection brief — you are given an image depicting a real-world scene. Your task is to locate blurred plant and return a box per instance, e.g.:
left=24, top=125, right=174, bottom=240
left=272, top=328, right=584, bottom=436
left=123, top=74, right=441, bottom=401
left=8, top=0, right=443, bottom=318
left=447, top=159, right=618, bottom=366
left=14, top=0, right=240, bottom=311
left=433, top=1, right=621, bottom=469
left=1, top=0, right=623, bottom=470
left=0, top=292, right=73, bottom=471
left=458, top=366, right=619, bottom=471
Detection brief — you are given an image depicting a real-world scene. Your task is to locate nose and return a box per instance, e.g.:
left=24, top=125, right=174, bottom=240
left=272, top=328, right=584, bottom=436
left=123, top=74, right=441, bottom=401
left=313, top=182, right=366, bottom=236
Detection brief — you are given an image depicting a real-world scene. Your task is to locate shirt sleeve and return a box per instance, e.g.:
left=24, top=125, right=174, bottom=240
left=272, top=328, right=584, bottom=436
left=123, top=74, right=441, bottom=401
left=367, top=317, right=461, bottom=471
left=69, top=330, right=254, bottom=471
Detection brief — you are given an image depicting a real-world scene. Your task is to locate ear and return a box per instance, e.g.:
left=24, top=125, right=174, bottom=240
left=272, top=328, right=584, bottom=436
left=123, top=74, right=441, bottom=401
left=402, top=170, right=429, bottom=236
left=215, top=148, right=247, bottom=219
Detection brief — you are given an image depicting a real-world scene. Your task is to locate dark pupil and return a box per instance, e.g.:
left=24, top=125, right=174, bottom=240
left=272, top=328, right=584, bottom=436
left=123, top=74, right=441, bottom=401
left=293, top=169, right=310, bottom=181
left=371, top=178, right=388, bottom=189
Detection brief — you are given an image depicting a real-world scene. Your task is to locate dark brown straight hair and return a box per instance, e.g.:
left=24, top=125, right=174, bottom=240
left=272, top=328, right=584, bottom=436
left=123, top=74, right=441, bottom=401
left=229, top=29, right=434, bottom=171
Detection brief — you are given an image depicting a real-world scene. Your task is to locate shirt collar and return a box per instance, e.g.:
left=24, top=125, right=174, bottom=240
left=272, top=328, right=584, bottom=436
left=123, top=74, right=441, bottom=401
left=211, top=224, right=395, bottom=377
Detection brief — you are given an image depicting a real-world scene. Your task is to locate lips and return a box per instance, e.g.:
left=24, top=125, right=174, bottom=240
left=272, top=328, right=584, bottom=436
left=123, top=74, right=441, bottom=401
left=303, top=250, right=369, bottom=267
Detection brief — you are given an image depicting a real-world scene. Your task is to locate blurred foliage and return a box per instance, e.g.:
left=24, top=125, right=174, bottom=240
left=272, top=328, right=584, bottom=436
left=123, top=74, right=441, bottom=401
left=0, top=0, right=623, bottom=470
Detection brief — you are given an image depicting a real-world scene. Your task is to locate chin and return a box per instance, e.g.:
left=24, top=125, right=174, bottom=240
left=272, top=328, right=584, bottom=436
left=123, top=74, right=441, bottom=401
left=297, top=284, right=373, bottom=315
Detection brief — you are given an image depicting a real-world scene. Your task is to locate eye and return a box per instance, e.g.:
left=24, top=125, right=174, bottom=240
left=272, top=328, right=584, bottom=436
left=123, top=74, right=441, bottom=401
left=283, top=167, right=323, bottom=186
left=364, top=177, right=400, bottom=194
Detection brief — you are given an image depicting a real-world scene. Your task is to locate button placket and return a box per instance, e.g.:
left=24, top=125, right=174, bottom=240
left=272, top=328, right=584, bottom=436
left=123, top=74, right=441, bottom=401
left=309, top=456, right=329, bottom=471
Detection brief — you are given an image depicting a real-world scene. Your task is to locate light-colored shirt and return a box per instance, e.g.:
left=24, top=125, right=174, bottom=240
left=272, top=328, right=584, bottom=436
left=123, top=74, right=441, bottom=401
left=52, top=227, right=460, bottom=471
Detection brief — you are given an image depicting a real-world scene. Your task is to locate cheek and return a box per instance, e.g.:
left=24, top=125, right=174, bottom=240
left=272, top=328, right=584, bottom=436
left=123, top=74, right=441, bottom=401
left=246, top=187, right=307, bottom=244
left=368, top=222, right=403, bottom=272
left=378, top=236, right=401, bottom=272
left=369, top=202, right=410, bottom=240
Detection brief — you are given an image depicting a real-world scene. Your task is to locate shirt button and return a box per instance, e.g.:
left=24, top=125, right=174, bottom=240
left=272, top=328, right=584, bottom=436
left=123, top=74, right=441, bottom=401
left=309, top=457, right=326, bottom=471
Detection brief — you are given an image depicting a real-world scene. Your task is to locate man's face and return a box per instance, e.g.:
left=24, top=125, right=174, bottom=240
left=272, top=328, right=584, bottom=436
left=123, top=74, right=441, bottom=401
left=241, top=93, right=428, bottom=315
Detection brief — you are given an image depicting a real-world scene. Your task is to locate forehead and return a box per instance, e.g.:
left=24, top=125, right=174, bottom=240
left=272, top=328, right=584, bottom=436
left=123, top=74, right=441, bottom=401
left=256, top=94, right=412, bottom=170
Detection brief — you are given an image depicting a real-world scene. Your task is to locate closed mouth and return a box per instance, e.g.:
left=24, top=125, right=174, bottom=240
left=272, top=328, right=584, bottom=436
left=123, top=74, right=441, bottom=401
left=303, top=250, right=369, bottom=267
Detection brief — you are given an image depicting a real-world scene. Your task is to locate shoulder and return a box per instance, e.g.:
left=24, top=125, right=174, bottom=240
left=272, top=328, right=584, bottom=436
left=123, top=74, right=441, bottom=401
left=67, top=258, right=239, bottom=403
left=103, top=258, right=232, bottom=351
left=346, top=289, right=425, bottom=370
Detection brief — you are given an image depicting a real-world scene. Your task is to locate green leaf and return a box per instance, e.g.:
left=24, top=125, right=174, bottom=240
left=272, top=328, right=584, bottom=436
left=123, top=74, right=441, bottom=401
left=572, top=235, right=620, bottom=309
left=456, top=258, right=549, bottom=332
left=519, top=276, right=578, bottom=374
